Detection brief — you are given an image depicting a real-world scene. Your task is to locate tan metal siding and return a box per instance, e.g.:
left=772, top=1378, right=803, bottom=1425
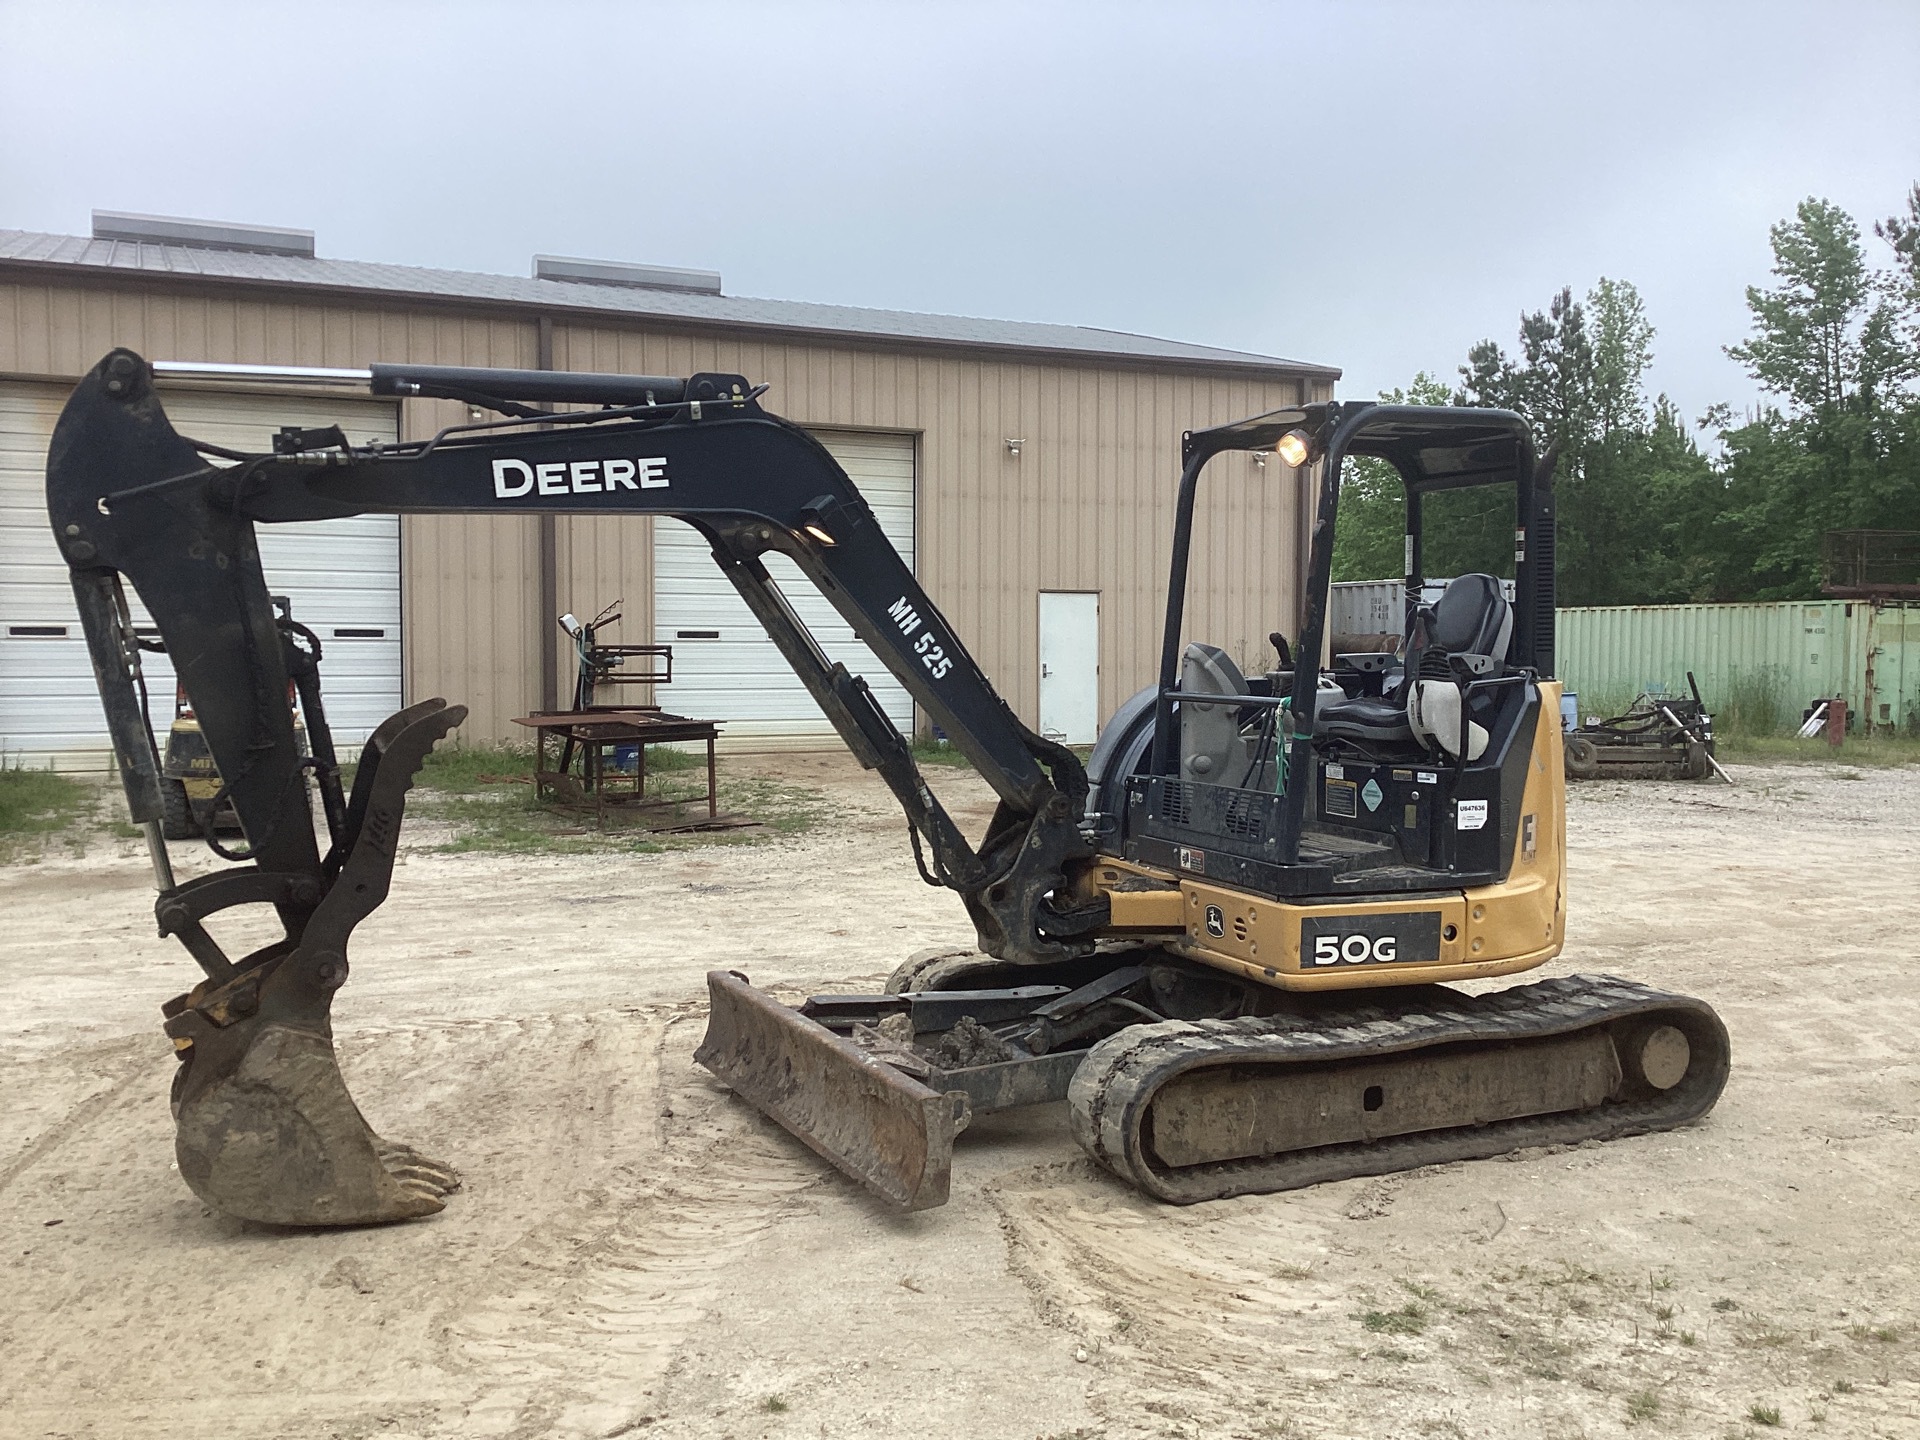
left=554, top=509, right=654, bottom=709
left=552, top=320, right=1321, bottom=733
left=1, top=275, right=1328, bottom=746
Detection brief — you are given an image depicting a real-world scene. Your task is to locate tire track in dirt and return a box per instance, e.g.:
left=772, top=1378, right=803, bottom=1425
left=986, top=1167, right=1356, bottom=1438
left=1, top=1005, right=825, bottom=1440
left=1718, top=977, right=1920, bottom=1071
left=0, top=1033, right=160, bottom=1197
left=989, top=1153, right=1920, bottom=1440
left=430, top=1010, right=825, bottom=1439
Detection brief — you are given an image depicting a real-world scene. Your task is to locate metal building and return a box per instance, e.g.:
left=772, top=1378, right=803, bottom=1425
left=1, top=212, right=1337, bottom=764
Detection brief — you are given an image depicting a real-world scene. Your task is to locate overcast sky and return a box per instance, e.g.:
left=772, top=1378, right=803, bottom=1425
left=4, top=1, right=1917, bottom=426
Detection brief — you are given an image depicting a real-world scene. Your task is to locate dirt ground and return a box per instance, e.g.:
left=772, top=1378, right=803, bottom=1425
left=3, top=754, right=1917, bottom=1440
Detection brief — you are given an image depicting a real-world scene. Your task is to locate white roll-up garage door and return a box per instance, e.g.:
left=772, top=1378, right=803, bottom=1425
left=654, top=429, right=914, bottom=743
left=0, top=380, right=401, bottom=769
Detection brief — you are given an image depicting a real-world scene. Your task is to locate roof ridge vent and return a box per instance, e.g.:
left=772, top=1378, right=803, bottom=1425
left=533, top=253, right=721, bottom=295
left=91, top=210, right=315, bottom=257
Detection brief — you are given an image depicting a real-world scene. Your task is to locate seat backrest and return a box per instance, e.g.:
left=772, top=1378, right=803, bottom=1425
left=1430, top=573, right=1512, bottom=659
left=1404, top=575, right=1512, bottom=760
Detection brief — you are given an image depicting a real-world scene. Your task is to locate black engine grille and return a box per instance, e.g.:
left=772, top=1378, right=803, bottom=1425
left=1137, top=777, right=1287, bottom=861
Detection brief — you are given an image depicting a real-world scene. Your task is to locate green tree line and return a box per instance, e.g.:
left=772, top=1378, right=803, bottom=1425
left=1333, top=187, right=1920, bottom=605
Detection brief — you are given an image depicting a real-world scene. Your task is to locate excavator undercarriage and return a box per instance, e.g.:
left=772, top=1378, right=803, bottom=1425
left=701, top=957, right=1729, bottom=1210
left=46, top=348, right=1730, bottom=1227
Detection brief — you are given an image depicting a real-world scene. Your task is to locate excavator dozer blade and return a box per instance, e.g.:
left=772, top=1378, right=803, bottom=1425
left=695, top=970, right=968, bottom=1211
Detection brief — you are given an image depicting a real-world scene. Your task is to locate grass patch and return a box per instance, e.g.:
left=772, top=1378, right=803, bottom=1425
left=420, top=740, right=707, bottom=792
left=761, top=1394, right=789, bottom=1413
left=1847, top=1322, right=1900, bottom=1343
left=0, top=763, right=95, bottom=860
left=1360, top=1302, right=1428, bottom=1337
left=910, top=736, right=972, bottom=767
left=910, top=736, right=1096, bottom=769
left=1720, top=664, right=1791, bottom=737
left=1625, top=1388, right=1661, bottom=1423
left=1747, top=1401, right=1782, bottom=1426
left=414, top=745, right=826, bottom=854
left=418, top=743, right=532, bottom=792
left=722, top=774, right=829, bottom=836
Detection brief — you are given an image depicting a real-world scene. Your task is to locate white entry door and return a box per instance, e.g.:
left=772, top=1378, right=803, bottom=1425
left=1039, top=591, right=1099, bottom=744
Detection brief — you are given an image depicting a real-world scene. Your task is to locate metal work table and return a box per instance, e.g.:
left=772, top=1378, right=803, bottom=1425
left=511, top=708, right=720, bottom=822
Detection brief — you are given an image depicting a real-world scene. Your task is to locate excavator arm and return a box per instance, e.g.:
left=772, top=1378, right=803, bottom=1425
left=46, top=348, right=1100, bottom=1224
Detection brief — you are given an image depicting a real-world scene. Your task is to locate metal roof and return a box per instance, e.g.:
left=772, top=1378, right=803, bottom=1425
left=0, top=228, right=1339, bottom=379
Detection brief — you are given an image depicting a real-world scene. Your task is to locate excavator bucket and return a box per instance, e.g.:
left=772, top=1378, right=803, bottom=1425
left=696, top=970, right=969, bottom=1210
left=169, top=1021, right=461, bottom=1226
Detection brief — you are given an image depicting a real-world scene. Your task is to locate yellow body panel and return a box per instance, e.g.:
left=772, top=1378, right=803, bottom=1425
left=1086, top=682, right=1567, bottom=993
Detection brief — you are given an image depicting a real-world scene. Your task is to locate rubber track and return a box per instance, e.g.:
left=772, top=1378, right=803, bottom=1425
left=1067, top=973, right=1730, bottom=1204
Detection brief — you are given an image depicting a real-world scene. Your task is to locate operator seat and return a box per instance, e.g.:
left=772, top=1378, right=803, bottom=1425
left=1316, top=573, right=1513, bottom=759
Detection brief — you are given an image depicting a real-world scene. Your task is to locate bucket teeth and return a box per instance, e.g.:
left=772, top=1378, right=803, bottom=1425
left=173, top=1023, right=458, bottom=1226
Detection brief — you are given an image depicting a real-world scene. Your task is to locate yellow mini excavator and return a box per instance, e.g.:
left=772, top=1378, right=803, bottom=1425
left=47, top=349, right=1729, bottom=1225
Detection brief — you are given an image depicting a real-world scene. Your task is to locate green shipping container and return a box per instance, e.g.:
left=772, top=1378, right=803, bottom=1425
left=1556, top=600, right=1920, bottom=735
